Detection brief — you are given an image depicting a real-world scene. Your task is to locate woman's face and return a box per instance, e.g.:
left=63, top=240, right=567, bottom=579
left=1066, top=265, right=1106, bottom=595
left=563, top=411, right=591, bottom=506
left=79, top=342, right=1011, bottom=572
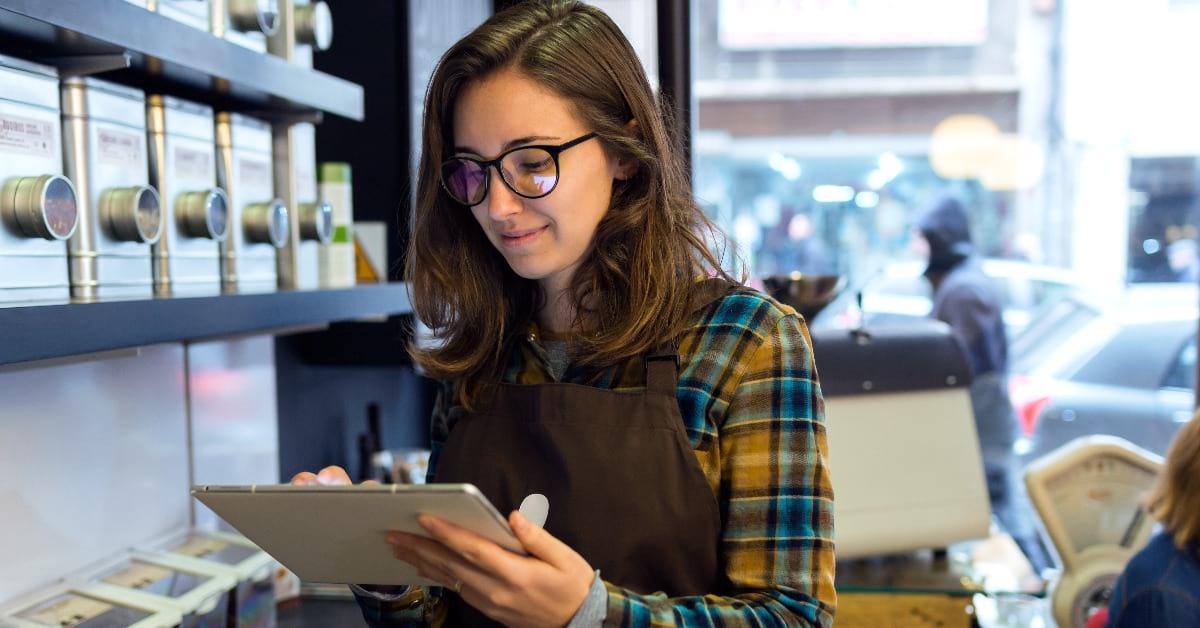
left=451, top=69, right=623, bottom=293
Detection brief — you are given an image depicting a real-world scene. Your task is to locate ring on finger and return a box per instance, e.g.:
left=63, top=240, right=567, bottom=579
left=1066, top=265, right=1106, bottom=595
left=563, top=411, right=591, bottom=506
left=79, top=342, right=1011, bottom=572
left=453, top=578, right=463, bottom=594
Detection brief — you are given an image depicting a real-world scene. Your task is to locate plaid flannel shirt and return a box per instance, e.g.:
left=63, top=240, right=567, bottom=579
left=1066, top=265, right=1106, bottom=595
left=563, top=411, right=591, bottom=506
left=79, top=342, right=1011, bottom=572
left=355, top=286, right=836, bottom=626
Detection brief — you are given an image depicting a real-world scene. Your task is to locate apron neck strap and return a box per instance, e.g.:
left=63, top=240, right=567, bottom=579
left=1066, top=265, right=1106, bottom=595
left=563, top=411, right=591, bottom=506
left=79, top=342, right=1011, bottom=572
left=645, top=342, right=678, bottom=396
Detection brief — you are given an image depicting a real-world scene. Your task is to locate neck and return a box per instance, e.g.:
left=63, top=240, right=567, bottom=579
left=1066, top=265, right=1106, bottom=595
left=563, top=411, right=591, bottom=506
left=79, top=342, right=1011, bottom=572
left=537, top=273, right=576, bottom=334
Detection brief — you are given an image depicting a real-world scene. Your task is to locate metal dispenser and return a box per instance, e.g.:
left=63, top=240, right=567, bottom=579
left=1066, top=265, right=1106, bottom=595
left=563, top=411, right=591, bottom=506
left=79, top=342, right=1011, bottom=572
left=292, top=122, right=333, bottom=289
left=148, top=0, right=209, bottom=31
left=211, top=0, right=280, bottom=53
left=0, top=584, right=181, bottom=628
left=294, top=0, right=333, bottom=54
left=216, top=112, right=288, bottom=293
left=267, top=0, right=335, bottom=289
left=160, top=530, right=278, bottom=628
left=62, top=77, right=163, bottom=300
left=148, top=95, right=227, bottom=296
left=83, top=554, right=236, bottom=627
left=0, top=55, right=79, bottom=304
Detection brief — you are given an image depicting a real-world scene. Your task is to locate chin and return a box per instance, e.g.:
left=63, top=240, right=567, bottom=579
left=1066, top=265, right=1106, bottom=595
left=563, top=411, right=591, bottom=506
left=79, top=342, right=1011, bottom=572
left=504, top=257, right=556, bottom=281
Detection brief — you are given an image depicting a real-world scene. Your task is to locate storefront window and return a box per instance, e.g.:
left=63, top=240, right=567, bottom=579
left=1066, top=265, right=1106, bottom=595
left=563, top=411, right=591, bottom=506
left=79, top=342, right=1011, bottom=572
left=695, top=0, right=1199, bottom=584
left=694, top=0, right=1197, bottom=445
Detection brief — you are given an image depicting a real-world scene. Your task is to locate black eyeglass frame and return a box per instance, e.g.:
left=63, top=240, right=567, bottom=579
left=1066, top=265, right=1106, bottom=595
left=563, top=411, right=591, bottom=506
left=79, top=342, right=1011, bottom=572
left=439, top=131, right=600, bottom=207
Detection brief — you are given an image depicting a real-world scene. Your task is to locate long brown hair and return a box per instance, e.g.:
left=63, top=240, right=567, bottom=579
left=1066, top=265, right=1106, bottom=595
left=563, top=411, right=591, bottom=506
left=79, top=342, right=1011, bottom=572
left=1146, top=410, right=1200, bottom=553
left=407, top=0, right=732, bottom=405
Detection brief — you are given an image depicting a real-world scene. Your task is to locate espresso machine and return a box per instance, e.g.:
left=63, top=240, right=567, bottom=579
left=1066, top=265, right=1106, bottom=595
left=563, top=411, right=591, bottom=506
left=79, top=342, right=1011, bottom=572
left=148, top=95, right=227, bottom=296
left=765, top=274, right=992, bottom=558
left=62, top=78, right=163, bottom=301
left=0, top=55, right=79, bottom=304
left=216, top=112, right=288, bottom=293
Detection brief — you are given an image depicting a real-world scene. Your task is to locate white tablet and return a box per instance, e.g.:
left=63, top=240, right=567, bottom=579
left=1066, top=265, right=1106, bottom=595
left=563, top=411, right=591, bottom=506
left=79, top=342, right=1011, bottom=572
left=191, top=483, right=522, bottom=586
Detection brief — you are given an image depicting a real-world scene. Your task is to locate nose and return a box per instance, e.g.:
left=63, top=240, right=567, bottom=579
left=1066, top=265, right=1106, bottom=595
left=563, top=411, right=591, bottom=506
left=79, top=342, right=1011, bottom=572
left=483, top=167, right=522, bottom=221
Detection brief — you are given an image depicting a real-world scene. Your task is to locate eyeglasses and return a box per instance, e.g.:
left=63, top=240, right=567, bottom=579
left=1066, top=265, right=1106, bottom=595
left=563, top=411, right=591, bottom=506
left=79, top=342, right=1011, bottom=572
left=439, top=132, right=599, bottom=207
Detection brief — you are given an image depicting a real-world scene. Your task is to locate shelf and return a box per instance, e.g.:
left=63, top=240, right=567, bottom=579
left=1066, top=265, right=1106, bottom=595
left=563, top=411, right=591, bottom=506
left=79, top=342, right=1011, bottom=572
left=0, top=0, right=363, bottom=121
left=0, top=283, right=411, bottom=366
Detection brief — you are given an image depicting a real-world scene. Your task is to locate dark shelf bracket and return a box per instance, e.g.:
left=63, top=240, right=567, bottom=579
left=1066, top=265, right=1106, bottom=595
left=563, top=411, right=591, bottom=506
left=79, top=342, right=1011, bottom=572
left=41, top=51, right=131, bottom=77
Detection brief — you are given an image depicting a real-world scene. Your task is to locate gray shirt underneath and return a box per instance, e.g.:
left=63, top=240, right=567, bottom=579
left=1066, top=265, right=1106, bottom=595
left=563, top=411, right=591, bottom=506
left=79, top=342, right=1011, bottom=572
left=543, top=338, right=571, bottom=380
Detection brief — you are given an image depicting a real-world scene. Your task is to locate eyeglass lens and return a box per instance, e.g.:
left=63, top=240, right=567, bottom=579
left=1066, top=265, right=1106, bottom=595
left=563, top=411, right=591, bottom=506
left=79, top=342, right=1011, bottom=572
left=442, top=147, right=558, bottom=205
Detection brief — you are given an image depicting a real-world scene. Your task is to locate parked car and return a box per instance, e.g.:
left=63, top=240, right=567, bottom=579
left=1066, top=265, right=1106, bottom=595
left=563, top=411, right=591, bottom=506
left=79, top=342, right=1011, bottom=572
left=808, top=258, right=1080, bottom=340
left=1011, top=282, right=1198, bottom=462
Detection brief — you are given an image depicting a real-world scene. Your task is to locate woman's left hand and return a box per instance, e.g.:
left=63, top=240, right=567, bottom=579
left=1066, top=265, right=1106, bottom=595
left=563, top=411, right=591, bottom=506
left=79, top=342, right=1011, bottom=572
left=387, top=510, right=595, bottom=628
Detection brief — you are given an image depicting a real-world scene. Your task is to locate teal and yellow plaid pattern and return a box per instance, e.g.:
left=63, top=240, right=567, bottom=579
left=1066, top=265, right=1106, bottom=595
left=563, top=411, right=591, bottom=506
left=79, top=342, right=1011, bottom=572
left=355, top=286, right=836, bottom=627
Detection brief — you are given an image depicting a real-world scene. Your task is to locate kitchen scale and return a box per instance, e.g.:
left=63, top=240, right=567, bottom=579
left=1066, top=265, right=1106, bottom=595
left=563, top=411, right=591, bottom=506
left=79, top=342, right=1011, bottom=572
left=1024, top=435, right=1163, bottom=627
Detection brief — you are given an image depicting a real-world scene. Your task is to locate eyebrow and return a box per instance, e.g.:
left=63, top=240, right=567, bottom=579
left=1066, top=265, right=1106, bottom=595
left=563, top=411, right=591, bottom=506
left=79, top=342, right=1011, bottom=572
left=453, top=135, right=561, bottom=157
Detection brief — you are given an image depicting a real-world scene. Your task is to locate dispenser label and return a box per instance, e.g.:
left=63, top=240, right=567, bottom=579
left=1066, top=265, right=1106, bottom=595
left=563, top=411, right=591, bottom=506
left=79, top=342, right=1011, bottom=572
left=238, top=157, right=272, bottom=189
left=296, top=164, right=317, bottom=202
left=174, top=535, right=258, bottom=565
left=174, top=535, right=229, bottom=557
left=174, top=145, right=213, bottom=180
left=97, top=128, right=142, bottom=167
left=102, top=561, right=175, bottom=589
left=19, top=593, right=117, bottom=624
left=0, top=113, right=55, bottom=157
left=103, top=560, right=208, bottom=598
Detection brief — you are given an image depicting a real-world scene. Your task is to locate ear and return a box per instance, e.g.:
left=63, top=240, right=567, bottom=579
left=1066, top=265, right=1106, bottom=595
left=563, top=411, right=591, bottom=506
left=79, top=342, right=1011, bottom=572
left=613, top=118, right=640, bottom=181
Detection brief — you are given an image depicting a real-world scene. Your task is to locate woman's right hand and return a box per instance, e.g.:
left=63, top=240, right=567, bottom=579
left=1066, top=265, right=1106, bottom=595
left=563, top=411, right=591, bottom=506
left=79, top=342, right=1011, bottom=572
left=291, top=465, right=406, bottom=598
left=289, top=465, right=378, bottom=486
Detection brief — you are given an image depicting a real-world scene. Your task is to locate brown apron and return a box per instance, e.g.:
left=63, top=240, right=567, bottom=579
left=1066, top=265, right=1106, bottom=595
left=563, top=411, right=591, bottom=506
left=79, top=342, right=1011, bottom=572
left=433, top=342, right=724, bottom=626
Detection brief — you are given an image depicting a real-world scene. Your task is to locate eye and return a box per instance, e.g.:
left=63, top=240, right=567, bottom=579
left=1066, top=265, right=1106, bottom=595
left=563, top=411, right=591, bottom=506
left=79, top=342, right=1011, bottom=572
left=519, top=157, right=553, bottom=172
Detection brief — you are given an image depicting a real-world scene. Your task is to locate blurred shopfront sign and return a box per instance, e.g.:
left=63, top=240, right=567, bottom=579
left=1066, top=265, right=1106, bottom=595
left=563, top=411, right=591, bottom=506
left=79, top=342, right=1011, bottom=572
left=718, top=0, right=989, bottom=50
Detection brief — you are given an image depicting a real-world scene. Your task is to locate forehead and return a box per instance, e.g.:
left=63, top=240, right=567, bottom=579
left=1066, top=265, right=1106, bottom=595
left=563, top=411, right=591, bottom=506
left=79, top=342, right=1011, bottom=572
left=452, top=69, right=585, bottom=151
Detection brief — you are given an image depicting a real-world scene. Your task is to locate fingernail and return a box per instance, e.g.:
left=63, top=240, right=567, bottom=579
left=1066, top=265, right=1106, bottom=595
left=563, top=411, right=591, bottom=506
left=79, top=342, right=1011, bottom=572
left=386, top=532, right=401, bottom=544
left=416, top=514, right=435, bottom=530
left=510, top=511, right=526, bottom=532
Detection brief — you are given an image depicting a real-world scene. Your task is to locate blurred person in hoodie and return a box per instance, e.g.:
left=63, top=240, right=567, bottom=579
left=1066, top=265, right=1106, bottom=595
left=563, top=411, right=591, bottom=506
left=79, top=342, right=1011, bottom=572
left=917, top=196, right=1022, bottom=535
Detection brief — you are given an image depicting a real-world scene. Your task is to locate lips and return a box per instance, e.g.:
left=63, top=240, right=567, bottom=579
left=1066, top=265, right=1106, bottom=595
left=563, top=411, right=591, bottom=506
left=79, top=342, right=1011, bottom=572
left=499, top=225, right=548, bottom=247
left=501, top=226, right=546, bottom=238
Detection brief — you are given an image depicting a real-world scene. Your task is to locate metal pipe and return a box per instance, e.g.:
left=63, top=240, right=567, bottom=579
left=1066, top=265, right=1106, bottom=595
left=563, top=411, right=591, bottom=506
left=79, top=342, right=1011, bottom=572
left=656, top=0, right=693, bottom=187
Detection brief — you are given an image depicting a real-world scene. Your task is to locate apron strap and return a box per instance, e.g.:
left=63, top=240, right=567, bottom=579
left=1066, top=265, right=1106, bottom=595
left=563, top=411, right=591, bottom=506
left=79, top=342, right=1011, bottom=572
left=645, top=342, right=678, bottom=396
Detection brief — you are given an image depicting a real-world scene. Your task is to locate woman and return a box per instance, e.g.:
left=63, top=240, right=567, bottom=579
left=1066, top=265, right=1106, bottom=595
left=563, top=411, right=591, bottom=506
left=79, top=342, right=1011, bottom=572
left=293, top=2, right=835, bottom=625
left=1105, top=411, right=1200, bottom=627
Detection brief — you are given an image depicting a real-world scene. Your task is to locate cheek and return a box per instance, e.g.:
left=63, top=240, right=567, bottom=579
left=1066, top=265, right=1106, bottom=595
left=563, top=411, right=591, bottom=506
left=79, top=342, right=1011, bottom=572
left=557, top=166, right=613, bottom=229
left=546, top=189, right=608, bottom=249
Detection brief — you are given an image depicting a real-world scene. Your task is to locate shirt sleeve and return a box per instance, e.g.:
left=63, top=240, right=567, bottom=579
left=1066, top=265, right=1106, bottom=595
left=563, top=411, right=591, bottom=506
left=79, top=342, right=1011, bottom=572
left=565, top=571, right=608, bottom=628
left=603, top=313, right=836, bottom=626
left=1108, top=588, right=1197, bottom=628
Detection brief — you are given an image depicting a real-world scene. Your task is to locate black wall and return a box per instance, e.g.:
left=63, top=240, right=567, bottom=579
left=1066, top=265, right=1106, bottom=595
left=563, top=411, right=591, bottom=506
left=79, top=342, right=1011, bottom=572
left=313, top=0, right=411, bottom=279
